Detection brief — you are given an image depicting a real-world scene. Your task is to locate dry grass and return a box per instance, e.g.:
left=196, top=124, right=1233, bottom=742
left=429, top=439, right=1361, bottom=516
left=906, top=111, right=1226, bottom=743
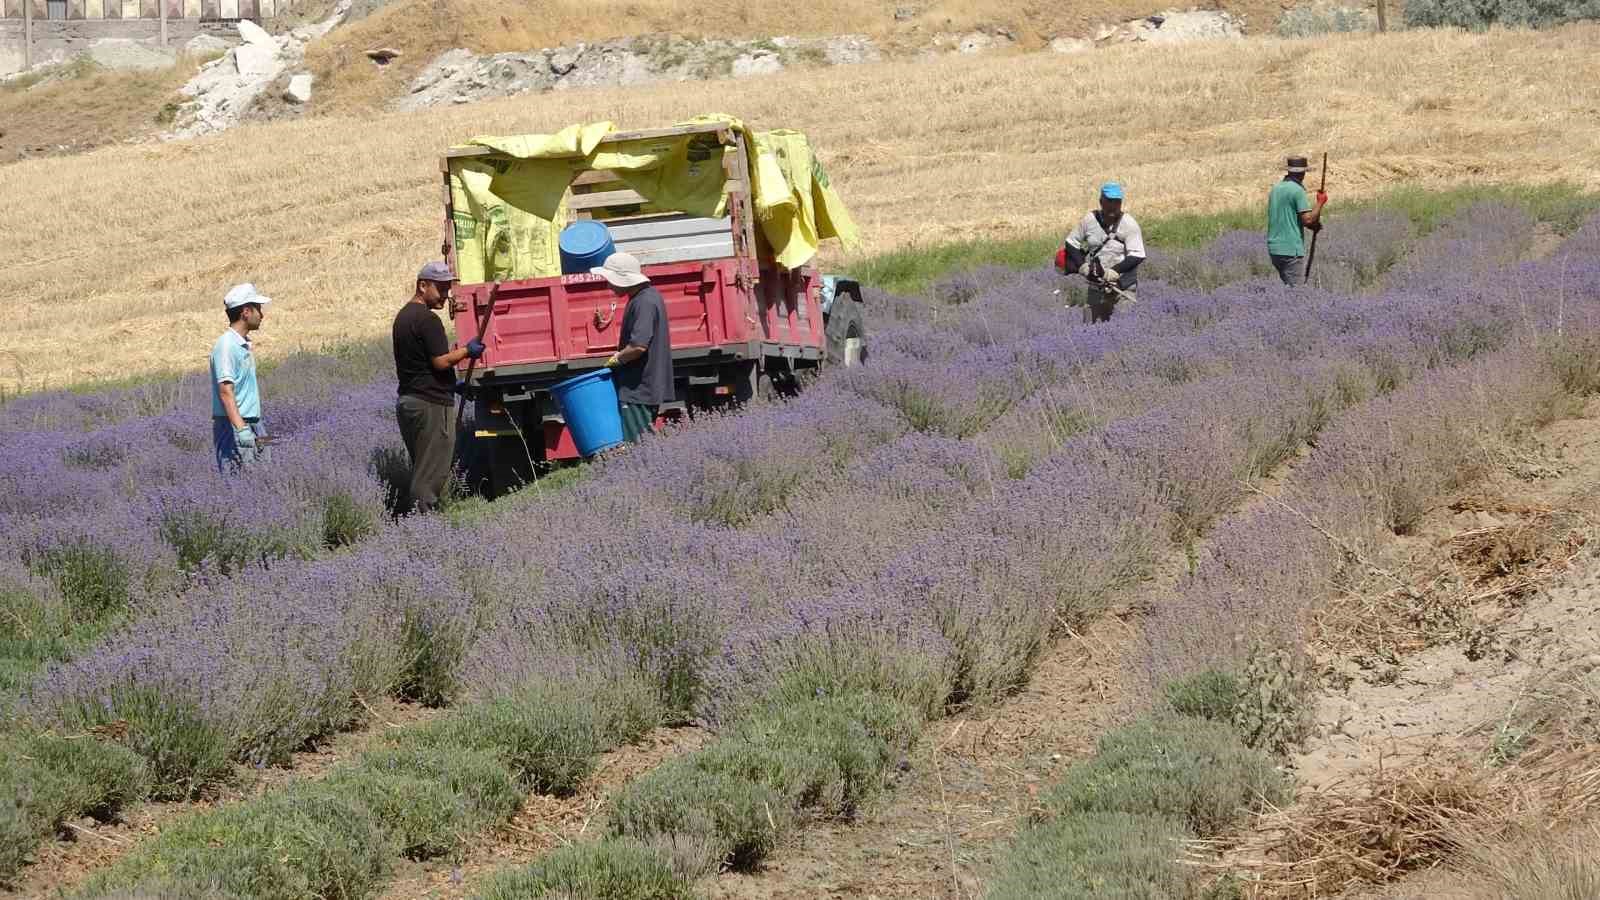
left=1228, top=756, right=1600, bottom=898
left=0, top=57, right=201, bottom=163
left=1313, top=498, right=1592, bottom=656
left=303, top=0, right=1294, bottom=114
left=3, top=25, right=1600, bottom=391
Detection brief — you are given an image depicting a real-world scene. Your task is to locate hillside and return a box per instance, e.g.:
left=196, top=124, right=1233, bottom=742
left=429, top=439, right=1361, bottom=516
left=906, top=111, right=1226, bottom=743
left=302, top=0, right=1294, bottom=113
left=2, top=24, right=1598, bottom=392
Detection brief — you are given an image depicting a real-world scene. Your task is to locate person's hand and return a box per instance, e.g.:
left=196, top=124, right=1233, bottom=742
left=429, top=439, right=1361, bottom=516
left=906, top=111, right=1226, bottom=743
left=451, top=380, right=467, bottom=396
left=605, top=353, right=622, bottom=368
left=1308, top=220, right=1324, bottom=234
left=233, top=426, right=257, bottom=449
left=1077, top=263, right=1092, bottom=278
left=465, top=338, right=486, bottom=359
left=1102, top=270, right=1120, bottom=285
left=1316, top=190, right=1328, bottom=206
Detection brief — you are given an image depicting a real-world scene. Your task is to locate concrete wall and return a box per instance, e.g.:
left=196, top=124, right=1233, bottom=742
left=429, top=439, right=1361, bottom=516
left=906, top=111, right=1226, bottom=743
left=0, top=17, right=239, bottom=73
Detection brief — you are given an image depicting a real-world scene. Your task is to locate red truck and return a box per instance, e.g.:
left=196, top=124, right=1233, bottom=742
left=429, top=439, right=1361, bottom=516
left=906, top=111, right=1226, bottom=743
left=440, top=121, right=865, bottom=494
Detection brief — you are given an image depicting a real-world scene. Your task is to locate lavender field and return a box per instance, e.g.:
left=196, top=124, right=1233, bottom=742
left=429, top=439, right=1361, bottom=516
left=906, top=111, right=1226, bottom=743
left=5, top=201, right=1600, bottom=897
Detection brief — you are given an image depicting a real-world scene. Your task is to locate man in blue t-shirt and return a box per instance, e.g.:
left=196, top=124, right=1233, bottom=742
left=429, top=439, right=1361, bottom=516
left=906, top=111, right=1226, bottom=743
left=1266, top=155, right=1329, bottom=286
left=209, top=283, right=271, bottom=473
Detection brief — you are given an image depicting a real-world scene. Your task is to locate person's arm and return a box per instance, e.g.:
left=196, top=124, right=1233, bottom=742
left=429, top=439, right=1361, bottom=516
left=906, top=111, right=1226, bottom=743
left=1065, top=217, right=1090, bottom=274
left=1111, top=218, right=1147, bottom=274
left=420, top=314, right=473, bottom=370
left=607, top=298, right=657, bottom=367
left=1298, top=186, right=1326, bottom=229
left=218, top=382, right=247, bottom=430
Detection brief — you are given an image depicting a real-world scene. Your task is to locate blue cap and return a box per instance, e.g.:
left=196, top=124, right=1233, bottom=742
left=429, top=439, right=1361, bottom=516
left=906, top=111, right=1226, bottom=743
left=1100, top=182, right=1125, bottom=200
left=417, top=261, right=457, bottom=283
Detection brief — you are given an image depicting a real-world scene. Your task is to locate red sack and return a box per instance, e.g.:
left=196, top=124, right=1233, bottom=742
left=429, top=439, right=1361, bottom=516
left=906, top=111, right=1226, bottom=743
left=1054, top=247, right=1067, bottom=273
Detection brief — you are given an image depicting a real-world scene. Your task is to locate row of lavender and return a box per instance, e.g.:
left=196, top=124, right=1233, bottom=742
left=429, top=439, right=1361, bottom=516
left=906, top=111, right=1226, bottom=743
left=10, top=205, right=1539, bottom=804
left=0, top=206, right=1427, bottom=794
left=984, top=215, right=1600, bottom=896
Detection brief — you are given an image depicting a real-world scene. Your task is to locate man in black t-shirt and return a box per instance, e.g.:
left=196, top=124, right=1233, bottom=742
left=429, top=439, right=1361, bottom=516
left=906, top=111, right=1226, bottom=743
left=595, top=252, right=673, bottom=444
left=392, top=261, right=483, bottom=513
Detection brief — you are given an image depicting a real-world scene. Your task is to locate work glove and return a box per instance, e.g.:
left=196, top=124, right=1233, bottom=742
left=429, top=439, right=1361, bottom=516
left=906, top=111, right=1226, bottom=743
left=1316, top=190, right=1329, bottom=206
left=1077, top=263, right=1092, bottom=278
left=605, top=353, right=622, bottom=368
left=1102, top=270, right=1120, bottom=286
left=451, top=381, right=467, bottom=396
left=465, top=338, right=486, bottom=360
left=233, top=426, right=257, bottom=449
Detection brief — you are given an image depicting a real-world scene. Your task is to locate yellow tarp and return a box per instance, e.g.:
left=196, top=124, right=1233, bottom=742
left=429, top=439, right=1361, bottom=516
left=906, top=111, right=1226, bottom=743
left=447, top=116, right=859, bottom=281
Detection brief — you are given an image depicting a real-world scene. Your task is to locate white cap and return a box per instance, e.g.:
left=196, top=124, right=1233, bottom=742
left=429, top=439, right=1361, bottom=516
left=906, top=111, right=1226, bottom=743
left=590, top=252, right=649, bottom=288
left=223, top=283, right=272, bottom=309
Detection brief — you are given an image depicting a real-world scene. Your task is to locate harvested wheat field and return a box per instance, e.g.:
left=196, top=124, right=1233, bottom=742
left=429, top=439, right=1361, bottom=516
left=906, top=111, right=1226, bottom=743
left=2, top=25, right=1599, bottom=390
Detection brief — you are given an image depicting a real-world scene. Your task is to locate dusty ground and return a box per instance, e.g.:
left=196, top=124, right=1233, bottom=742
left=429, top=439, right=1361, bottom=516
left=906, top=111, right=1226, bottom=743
left=1218, top=398, right=1600, bottom=899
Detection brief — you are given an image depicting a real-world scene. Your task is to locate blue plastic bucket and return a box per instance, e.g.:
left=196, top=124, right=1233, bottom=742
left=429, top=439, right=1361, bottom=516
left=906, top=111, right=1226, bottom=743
left=549, top=369, right=625, bottom=456
left=558, top=221, right=616, bottom=275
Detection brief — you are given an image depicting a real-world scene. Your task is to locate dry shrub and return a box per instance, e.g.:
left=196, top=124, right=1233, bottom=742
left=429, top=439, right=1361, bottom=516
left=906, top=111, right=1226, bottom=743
left=1244, top=766, right=1501, bottom=897
left=1313, top=498, right=1590, bottom=657
left=1458, top=823, right=1600, bottom=900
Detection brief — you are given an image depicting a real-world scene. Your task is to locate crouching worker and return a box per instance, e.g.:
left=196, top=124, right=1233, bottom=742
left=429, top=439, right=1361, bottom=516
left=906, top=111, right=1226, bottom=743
left=1063, top=182, right=1146, bottom=324
left=392, top=261, right=483, bottom=514
left=210, top=283, right=271, bottom=473
left=594, top=252, right=674, bottom=444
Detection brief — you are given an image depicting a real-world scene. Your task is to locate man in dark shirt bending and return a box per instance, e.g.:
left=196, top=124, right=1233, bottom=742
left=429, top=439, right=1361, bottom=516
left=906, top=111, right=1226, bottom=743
left=595, top=252, right=674, bottom=444
left=392, top=261, right=483, bottom=513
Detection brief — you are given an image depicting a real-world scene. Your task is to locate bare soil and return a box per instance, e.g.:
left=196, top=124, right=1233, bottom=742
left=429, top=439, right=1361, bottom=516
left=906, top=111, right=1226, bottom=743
left=1220, top=398, right=1600, bottom=899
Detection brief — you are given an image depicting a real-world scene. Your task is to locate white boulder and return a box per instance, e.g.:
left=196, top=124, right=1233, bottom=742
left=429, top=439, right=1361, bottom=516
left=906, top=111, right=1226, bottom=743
left=283, top=72, right=313, bottom=104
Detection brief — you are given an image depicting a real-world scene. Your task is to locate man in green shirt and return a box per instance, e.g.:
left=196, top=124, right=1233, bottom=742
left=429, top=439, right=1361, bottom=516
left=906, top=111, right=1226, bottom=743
left=1266, top=155, right=1328, bottom=286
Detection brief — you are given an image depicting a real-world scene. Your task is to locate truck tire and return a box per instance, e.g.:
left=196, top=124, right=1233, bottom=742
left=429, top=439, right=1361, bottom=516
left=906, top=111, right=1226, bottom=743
left=825, top=290, right=866, bottom=368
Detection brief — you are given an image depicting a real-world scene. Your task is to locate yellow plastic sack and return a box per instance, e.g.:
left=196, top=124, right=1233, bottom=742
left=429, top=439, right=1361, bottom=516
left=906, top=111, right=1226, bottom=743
left=447, top=117, right=859, bottom=280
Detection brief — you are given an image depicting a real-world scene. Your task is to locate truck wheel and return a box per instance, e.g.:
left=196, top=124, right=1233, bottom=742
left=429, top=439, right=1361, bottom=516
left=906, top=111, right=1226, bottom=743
left=825, top=296, right=865, bottom=367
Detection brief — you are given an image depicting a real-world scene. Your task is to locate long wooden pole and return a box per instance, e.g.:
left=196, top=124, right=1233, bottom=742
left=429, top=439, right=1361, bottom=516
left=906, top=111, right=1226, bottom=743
left=1304, top=152, right=1329, bottom=282
left=1376, top=0, right=1388, bottom=32
left=159, top=0, right=168, bottom=47
left=453, top=281, right=501, bottom=438
left=23, top=0, right=33, bottom=70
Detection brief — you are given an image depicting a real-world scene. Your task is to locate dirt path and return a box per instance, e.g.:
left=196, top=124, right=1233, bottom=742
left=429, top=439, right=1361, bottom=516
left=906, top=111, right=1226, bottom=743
left=1220, top=399, right=1600, bottom=899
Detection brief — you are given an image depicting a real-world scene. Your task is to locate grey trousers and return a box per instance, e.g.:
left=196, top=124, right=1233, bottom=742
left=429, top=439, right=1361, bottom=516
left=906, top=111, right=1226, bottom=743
left=397, top=395, right=453, bottom=513
left=1271, top=254, right=1305, bottom=286
left=1083, top=286, right=1134, bottom=324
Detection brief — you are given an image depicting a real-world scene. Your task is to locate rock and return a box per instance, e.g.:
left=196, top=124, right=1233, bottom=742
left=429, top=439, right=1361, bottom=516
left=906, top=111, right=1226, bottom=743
left=237, top=19, right=275, bottom=47
left=365, top=47, right=401, bottom=63
left=549, top=45, right=583, bottom=75
left=1129, top=10, right=1243, bottom=44
left=894, top=5, right=918, bottom=20
left=823, top=35, right=880, bottom=65
left=283, top=73, right=313, bottom=104
left=1049, top=36, right=1093, bottom=53
left=957, top=31, right=1007, bottom=53
left=731, top=51, right=782, bottom=77
left=234, top=42, right=279, bottom=77
left=184, top=34, right=230, bottom=57
left=87, top=39, right=176, bottom=72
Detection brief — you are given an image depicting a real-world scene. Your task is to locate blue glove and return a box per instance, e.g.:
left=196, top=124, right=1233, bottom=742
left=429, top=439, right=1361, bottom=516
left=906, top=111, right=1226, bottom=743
left=466, top=338, right=486, bottom=359
left=233, top=426, right=257, bottom=449
left=451, top=381, right=467, bottom=396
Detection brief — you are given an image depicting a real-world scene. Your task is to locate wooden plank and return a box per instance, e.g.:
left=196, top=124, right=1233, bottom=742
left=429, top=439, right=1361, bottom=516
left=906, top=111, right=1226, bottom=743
left=605, top=215, right=731, bottom=241
left=632, top=244, right=737, bottom=267
left=614, top=234, right=735, bottom=257
left=571, top=169, right=623, bottom=187
left=567, top=189, right=647, bottom=211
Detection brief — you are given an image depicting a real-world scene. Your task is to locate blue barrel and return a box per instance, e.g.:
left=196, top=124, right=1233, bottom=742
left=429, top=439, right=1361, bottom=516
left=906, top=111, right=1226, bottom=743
left=549, top=369, right=625, bottom=457
left=558, top=221, right=616, bottom=275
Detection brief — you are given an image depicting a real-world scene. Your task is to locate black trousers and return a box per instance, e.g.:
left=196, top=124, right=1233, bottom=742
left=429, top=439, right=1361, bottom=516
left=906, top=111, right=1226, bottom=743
left=397, top=395, right=453, bottom=513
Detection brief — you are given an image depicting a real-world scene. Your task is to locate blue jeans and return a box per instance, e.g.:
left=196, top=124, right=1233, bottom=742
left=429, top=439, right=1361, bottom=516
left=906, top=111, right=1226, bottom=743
left=1271, top=254, right=1304, bottom=286
left=213, top=417, right=268, bottom=473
